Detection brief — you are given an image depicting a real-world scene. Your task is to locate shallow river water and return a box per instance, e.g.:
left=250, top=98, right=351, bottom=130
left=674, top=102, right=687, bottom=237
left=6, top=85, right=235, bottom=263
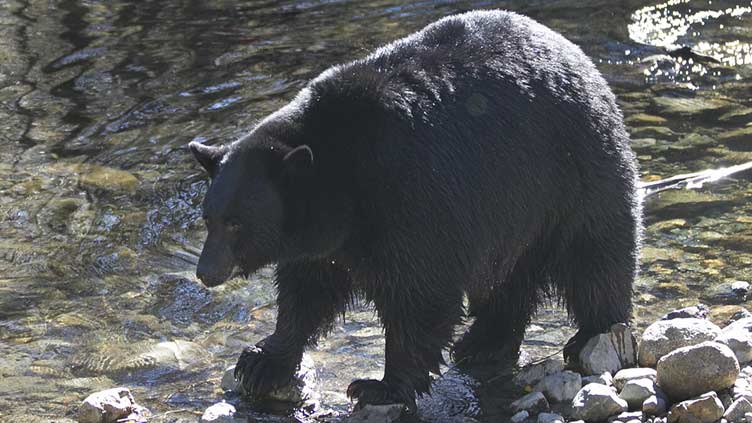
left=1, top=0, right=751, bottom=422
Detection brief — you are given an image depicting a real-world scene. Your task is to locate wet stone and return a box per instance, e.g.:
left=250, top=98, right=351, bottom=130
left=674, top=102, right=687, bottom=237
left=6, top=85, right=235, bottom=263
left=511, top=410, right=529, bottom=423
left=705, top=281, right=750, bottom=305
left=515, top=358, right=565, bottom=387
left=537, top=412, right=564, bottom=423
left=534, top=370, right=582, bottom=403
left=201, top=402, right=240, bottom=423
left=510, top=391, right=549, bottom=414
left=77, top=387, right=148, bottom=423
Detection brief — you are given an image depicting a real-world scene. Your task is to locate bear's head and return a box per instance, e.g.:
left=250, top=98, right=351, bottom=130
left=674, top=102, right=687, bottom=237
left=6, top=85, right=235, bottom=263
left=189, top=141, right=314, bottom=287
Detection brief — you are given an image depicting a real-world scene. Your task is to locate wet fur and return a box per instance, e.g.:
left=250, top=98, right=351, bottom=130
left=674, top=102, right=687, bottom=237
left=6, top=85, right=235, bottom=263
left=198, top=10, right=641, bottom=411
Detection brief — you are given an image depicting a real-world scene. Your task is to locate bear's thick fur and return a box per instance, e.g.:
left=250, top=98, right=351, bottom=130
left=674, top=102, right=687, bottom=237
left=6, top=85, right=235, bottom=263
left=190, top=10, right=641, bottom=412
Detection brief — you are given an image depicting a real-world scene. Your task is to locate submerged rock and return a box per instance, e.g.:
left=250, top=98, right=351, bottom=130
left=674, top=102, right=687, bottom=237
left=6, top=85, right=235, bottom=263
left=638, top=318, right=721, bottom=367
left=571, top=383, right=628, bottom=422
left=704, top=281, right=750, bottom=304
left=661, top=304, right=709, bottom=321
left=668, top=392, right=724, bottom=423
left=348, top=404, right=405, bottom=423
left=657, top=341, right=739, bottom=401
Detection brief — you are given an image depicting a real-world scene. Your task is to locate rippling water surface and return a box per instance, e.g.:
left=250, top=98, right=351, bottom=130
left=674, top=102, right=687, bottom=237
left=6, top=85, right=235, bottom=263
left=1, top=0, right=751, bottom=421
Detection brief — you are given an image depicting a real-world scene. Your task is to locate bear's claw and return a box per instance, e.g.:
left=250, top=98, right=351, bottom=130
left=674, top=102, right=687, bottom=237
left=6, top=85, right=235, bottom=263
left=234, top=344, right=298, bottom=397
left=347, top=379, right=416, bottom=413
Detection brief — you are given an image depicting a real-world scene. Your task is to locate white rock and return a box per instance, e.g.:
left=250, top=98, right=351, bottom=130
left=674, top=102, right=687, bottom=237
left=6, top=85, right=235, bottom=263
left=580, top=334, right=622, bottom=376
left=534, top=370, right=582, bottom=403
left=724, top=398, right=752, bottom=422
left=77, top=387, right=138, bottom=423
left=661, top=304, right=709, bottom=320
left=613, top=368, right=657, bottom=391
left=515, top=359, right=565, bottom=387
left=657, top=341, right=739, bottom=401
left=510, top=391, right=549, bottom=413
left=668, top=392, right=725, bottom=423
left=717, top=326, right=752, bottom=364
left=609, top=411, right=643, bottom=422
left=726, top=317, right=752, bottom=334
left=639, top=318, right=722, bottom=367
left=349, top=404, right=405, bottom=423
left=201, top=402, right=239, bottom=423
left=643, top=394, right=668, bottom=416
left=571, top=383, right=629, bottom=422
left=582, top=372, right=614, bottom=387
left=537, top=412, right=564, bottom=423
left=510, top=410, right=529, bottom=423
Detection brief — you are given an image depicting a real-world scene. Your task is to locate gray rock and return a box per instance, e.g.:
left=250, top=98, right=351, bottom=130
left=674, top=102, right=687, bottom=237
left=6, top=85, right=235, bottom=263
left=706, top=281, right=750, bottom=304
left=349, top=404, right=405, bottom=423
left=657, top=341, right=739, bottom=401
left=510, top=410, right=529, bottom=423
left=78, top=387, right=143, bottom=423
left=611, top=324, right=639, bottom=369
left=571, top=383, right=629, bottom=422
left=516, top=359, right=565, bottom=387
left=511, top=391, right=549, bottom=414
left=662, top=304, right=709, bottom=320
left=724, top=397, right=752, bottom=422
left=534, top=370, right=582, bottom=403
left=668, top=392, right=725, bottom=423
left=639, top=318, right=722, bottom=367
left=643, top=394, right=669, bottom=416
left=716, top=327, right=752, bottom=364
left=583, top=372, right=614, bottom=387
left=201, top=402, right=241, bottom=423
left=580, top=334, right=622, bottom=376
left=613, top=368, right=657, bottom=391
left=620, top=378, right=657, bottom=410
left=726, top=318, right=752, bottom=334
left=537, top=412, right=564, bottom=423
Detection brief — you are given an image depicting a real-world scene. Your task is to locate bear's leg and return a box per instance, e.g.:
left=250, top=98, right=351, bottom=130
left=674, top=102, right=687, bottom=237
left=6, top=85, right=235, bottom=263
left=235, top=260, right=352, bottom=396
left=452, top=265, right=540, bottom=364
left=559, top=228, right=635, bottom=364
left=347, top=278, right=463, bottom=413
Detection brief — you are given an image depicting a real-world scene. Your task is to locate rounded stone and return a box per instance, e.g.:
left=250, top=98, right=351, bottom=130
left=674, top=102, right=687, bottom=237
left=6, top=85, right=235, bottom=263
left=639, top=318, right=721, bottom=367
left=571, top=383, right=628, bottom=422
left=657, top=341, right=739, bottom=401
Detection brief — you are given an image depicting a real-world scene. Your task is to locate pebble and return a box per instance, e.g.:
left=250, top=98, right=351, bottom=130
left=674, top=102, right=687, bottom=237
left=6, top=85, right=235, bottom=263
left=613, top=368, right=657, bottom=391
left=571, top=383, right=629, bottom=422
left=534, top=370, right=582, bottom=403
left=639, top=318, right=722, bottom=367
left=657, top=341, right=739, bottom=401
left=668, top=392, right=725, bottom=423
left=620, top=378, right=657, bottom=410
left=510, top=391, right=549, bottom=414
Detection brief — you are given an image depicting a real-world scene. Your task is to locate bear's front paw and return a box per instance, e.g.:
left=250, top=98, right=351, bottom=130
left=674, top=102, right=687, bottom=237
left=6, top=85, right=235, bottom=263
left=347, top=379, right=416, bottom=413
left=234, top=344, right=299, bottom=397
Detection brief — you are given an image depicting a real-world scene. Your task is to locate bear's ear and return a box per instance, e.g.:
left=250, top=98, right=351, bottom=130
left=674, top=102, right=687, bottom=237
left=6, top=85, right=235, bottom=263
left=189, top=142, right=227, bottom=177
left=283, top=145, right=314, bottom=171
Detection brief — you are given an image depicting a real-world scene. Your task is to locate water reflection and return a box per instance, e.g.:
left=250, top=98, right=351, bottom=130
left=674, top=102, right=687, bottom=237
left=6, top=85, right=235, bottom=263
left=0, top=0, right=751, bottom=421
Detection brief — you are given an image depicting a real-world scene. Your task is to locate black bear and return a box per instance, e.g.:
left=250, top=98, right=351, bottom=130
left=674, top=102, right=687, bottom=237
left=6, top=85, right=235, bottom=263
left=189, top=10, right=640, bottom=412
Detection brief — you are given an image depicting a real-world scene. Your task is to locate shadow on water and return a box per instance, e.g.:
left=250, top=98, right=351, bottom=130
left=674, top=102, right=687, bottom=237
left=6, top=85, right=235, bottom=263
left=0, top=0, right=751, bottom=421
